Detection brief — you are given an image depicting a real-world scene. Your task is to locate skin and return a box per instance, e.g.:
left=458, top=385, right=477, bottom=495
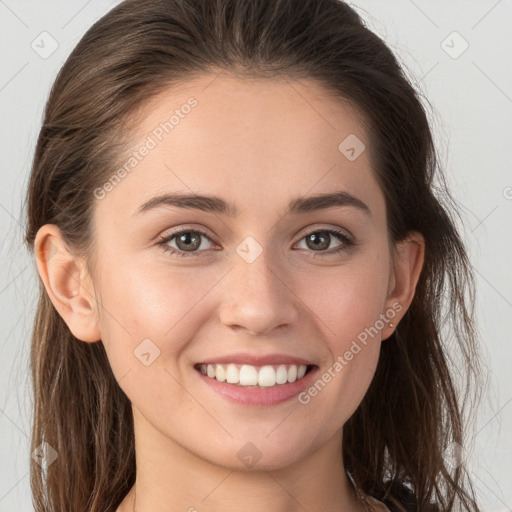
left=35, top=73, right=424, bottom=512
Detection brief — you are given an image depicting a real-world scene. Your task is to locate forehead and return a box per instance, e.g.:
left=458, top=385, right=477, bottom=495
left=137, top=72, right=369, bottom=159
left=95, top=72, right=384, bottom=221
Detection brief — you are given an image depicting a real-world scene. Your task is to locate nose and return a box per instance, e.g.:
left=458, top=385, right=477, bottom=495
left=218, top=248, right=300, bottom=337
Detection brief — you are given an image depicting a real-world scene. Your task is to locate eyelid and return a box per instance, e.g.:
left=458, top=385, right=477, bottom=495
left=159, top=224, right=217, bottom=242
left=294, top=223, right=353, bottom=243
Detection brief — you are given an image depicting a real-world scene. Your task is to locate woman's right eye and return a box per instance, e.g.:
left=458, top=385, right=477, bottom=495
left=157, top=228, right=215, bottom=258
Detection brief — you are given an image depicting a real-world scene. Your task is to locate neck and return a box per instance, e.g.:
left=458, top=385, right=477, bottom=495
left=124, top=407, right=366, bottom=512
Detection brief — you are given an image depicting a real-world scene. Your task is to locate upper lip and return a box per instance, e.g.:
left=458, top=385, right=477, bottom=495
left=195, top=352, right=316, bottom=367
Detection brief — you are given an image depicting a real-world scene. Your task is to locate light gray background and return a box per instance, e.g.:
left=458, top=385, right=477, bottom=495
left=1, top=1, right=511, bottom=510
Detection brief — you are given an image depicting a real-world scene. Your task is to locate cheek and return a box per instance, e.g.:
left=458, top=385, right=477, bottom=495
left=297, top=259, right=388, bottom=428
left=302, top=254, right=390, bottom=346
left=95, top=258, right=221, bottom=361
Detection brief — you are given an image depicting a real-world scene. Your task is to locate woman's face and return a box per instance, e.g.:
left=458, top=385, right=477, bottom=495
left=42, top=73, right=422, bottom=471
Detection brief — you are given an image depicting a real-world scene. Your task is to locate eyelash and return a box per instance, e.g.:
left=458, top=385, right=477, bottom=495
left=157, top=226, right=354, bottom=259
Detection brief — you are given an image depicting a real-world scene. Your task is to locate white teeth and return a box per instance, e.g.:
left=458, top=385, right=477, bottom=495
left=288, top=365, right=297, bottom=383
left=258, top=365, right=276, bottom=387
left=198, top=363, right=309, bottom=387
left=276, top=364, right=288, bottom=384
left=215, top=364, right=226, bottom=382
left=239, top=364, right=258, bottom=385
left=226, top=364, right=239, bottom=383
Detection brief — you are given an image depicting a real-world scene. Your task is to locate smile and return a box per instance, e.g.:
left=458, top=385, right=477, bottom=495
left=194, top=363, right=313, bottom=388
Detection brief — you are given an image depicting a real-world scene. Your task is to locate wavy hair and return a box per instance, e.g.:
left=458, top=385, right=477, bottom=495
left=23, top=0, right=485, bottom=510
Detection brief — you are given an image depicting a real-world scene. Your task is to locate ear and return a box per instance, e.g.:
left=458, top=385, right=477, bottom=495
left=381, top=231, right=425, bottom=341
left=34, top=224, right=101, bottom=343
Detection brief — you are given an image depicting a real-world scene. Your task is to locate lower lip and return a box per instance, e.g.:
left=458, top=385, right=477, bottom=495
left=194, top=366, right=319, bottom=407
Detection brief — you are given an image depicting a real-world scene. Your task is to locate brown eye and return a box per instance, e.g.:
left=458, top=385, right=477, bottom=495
left=175, top=231, right=202, bottom=251
left=297, top=228, right=353, bottom=254
left=158, top=228, right=215, bottom=257
left=304, top=231, right=331, bottom=251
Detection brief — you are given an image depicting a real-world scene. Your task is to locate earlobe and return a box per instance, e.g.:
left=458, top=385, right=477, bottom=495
left=382, top=231, right=425, bottom=340
left=34, top=224, right=101, bottom=343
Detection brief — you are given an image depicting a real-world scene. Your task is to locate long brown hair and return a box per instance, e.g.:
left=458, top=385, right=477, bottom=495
left=23, top=0, right=486, bottom=510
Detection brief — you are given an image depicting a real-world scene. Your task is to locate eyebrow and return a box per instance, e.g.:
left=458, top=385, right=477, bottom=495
left=134, top=190, right=371, bottom=218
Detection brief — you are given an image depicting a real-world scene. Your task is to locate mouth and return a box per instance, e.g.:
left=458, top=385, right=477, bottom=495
left=193, top=362, right=316, bottom=388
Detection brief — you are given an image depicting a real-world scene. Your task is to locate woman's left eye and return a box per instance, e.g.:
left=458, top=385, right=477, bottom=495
left=157, top=227, right=354, bottom=258
left=295, top=228, right=353, bottom=256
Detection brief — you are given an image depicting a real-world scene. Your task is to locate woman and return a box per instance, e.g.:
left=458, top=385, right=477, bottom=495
left=24, top=0, right=484, bottom=510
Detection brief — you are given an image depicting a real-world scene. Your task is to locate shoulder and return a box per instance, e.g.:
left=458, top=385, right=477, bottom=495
left=366, top=495, right=393, bottom=511
left=376, top=482, right=440, bottom=512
